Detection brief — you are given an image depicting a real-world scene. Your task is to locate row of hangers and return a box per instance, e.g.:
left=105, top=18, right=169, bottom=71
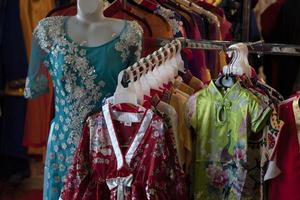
left=113, top=38, right=252, bottom=105
left=114, top=39, right=185, bottom=105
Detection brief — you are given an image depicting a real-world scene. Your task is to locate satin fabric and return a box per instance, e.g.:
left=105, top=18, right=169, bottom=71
left=186, top=81, right=271, bottom=199
left=268, top=95, right=300, bottom=200
left=60, top=103, right=187, bottom=200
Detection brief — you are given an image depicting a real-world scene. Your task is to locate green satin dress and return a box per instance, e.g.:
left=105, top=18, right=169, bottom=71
left=190, top=81, right=271, bottom=200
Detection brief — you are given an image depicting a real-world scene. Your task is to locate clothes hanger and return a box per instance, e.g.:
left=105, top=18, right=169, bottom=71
left=223, top=43, right=252, bottom=77
left=131, top=63, right=145, bottom=104
left=215, top=44, right=237, bottom=88
left=163, top=43, right=177, bottom=82
left=139, top=61, right=151, bottom=97
left=147, top=53, right=165, bottom=89
left=174, top=40, right=185, bottom=73
left=167, top=42, right=179, bottom=81
left=217, top=43, right=252, bottom=88
left=156, top=47, right=172, bottom=85
left=113, top=70, right=138, bottom=105
left=142, top=57, right=161, bottom=91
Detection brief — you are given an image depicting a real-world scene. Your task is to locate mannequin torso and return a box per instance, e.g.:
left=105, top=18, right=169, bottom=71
left=67, top=0, right=126, bottom=47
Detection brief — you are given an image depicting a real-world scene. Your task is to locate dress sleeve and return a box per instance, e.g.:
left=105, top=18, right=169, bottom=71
left=24, top=34, right=50, bottom=99
left=249, top=96, right=272, bottom=133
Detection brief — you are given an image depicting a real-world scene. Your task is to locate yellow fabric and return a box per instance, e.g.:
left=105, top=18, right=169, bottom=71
left=174, top=80, right=195, bottom=96
left=203, top=0, right=222, bottom=6
left=19, top=0, right=55, bottom=60
left=188, top=76, right=205, bottom=91
left=170, top=90, right=193, bottom=172
left=199, top=67, right=212, bottom=83
left=292, top=97, right=300, bottom=147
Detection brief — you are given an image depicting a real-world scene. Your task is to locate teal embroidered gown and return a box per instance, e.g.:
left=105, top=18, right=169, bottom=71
left=24, top=16, right=143, bottom=200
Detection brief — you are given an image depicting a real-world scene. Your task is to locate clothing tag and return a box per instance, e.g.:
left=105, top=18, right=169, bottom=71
left=124, top=121, right=132, bottom=127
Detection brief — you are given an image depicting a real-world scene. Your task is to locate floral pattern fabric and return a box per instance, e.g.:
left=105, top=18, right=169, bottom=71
left=60, top=103, right=187, bottom=200
left=186, top=81, right=271, bottom=200
left=24, top=16, right=143, bottom=200
left=154, top=5, right=184, bottom=37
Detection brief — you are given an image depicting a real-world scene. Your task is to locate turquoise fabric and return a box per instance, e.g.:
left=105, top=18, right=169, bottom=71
left=24, top=16, right=143, bottom=200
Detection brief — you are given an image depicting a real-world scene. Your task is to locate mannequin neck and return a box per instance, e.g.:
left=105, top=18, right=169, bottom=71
left=76, top=0, right=105, bottom=23
left=76, top=11, right=104, bottom=23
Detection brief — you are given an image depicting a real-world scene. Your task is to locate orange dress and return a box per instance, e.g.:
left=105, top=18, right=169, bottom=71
left=20, top=0, right=55, bottom=149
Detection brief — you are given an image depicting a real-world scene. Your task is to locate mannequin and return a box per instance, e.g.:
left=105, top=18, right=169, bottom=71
left=25, top=1, right=143, bottom=198
left=67, top=0, right=126, bottom=47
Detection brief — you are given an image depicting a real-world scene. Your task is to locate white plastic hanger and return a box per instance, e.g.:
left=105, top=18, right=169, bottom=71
left=132, top=63, right=144, bottom=104
left=150, top=51, right=165, bottom=88
left=167, top=42, right=180, bottom=81
left=223, top=43, right=252, bottom=77
left=143, top=57, right=160, bottom=91
left=139, top=60, right=151, bottom=97
left=174, top=40, right=185, bottom=73
left=156, top=47, right=172, bottom=85
left=113, top=70, right=138, bottom=105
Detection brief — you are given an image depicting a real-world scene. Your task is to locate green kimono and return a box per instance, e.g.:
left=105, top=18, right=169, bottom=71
left=188, top=81, right=271, bottom=200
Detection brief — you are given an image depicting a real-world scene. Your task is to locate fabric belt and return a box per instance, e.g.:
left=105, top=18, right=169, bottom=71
left=106, top=174, right=133, bottom=200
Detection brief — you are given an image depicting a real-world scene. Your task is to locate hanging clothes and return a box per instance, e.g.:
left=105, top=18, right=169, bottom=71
left=268, top=95, right=300, bottom=200
left=60, top=103, right=188, bottom=200
left=238, top=75, right=284, bottom=199
left=24, top=16, right=143, bottom=200
left=19, top=0, right=55, bottom=59
left=0, top=0, right=30, bottom=181
left=19, top=0, right=56, bottom=151
left=0, top=0, right=28, bottom=158
left=186, top=80, right=272, bottom=199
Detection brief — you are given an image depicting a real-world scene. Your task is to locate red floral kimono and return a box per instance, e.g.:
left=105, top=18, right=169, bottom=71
left=60, top=103, right=187, bottom=200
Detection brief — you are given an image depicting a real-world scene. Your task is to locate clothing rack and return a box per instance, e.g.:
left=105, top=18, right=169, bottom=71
left=157, top=38, right=300, bottom=56
left=121, top=38, right=300, bottom=87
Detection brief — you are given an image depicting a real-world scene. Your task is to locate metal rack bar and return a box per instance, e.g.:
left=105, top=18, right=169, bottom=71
left=157, top=38, right=300, bottom=56
left=242, top=0, right=251, bottom=42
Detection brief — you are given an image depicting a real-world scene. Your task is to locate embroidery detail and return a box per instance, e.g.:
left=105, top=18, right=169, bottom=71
left=115, top=21, right=143, bottom=62
left=154, top=6, right=183, bottom=35
left=26, top=16, right=143, bottom=199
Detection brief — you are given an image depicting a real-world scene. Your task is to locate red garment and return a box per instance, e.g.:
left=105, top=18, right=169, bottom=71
left=60, top=103, right=187, bottom=200
left=268, top=96, right=300, bottom=200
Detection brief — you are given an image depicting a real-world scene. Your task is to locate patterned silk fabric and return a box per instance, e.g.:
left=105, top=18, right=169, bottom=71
left=24, top=16, right=143, bottom=200
left=186, top=81, right=271, bottom=200
left=60, top=103, right=187, bottom=200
